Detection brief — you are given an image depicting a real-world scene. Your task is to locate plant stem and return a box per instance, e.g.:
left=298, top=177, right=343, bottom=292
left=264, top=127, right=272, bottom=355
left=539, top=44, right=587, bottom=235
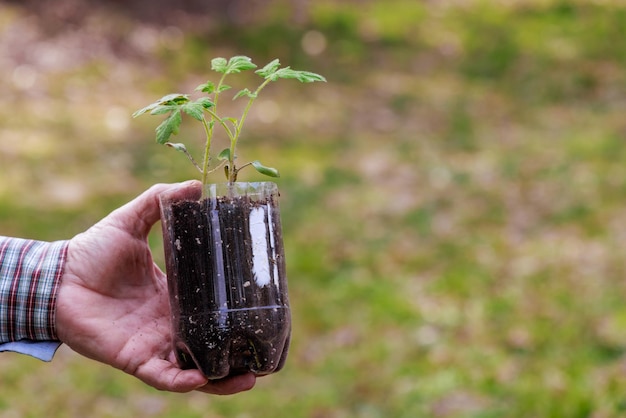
left=206, top=72, right=232, bottom=184
left=228, top=78, right=273, bottom=183
left=200, top=117, right=213, bottom=187
left=200, top=72, right=234, bottom=189
left=204, top=108, right=235, bottom=141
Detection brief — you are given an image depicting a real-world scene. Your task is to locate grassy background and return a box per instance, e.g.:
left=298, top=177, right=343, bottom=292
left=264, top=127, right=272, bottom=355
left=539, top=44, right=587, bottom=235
left=2, top=0, right=626, bottom=416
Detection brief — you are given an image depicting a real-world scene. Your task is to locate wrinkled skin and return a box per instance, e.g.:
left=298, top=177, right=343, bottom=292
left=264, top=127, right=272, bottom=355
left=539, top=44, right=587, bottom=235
left=56, top=181, right=255, bottom=394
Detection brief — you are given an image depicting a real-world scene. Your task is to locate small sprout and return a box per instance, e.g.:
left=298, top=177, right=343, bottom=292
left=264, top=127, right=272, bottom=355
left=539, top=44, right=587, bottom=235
left=133, top=55, right=325, bottom=186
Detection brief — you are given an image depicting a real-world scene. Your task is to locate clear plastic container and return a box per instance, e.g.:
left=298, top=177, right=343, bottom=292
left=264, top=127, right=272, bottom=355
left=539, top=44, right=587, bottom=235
left=159, top=182, right=291, bottom=379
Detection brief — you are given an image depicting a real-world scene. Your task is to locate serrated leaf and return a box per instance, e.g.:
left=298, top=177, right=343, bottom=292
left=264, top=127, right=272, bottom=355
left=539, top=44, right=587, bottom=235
left=298, top=71, right=327, bottom=83
left=149, top=104, right=179, bottom=116
left=233, top=88, right=255, bottom=100
left=266, top=67, right=292, bottom=82
left=251, top=161, right=280, bottom=178
left=218, top=84, right=232, bottom=93
left=132, top=94, right=188, bottom=118
left=212, top=56, right=256, bottom=74
left=269, top=68, right=327, bottom=83
left=255, top=59, right=281, bottom=78
left=217, top=148, right=231, bottom=161
left=211, top=57, right=228, bottom=73
left=166, top=93, right=191, bottom=104
left=195, top=97, right=214, bottom=109
left=181, top=102, right=205, bottom=121
left=225, top=56, right=257, bottom=74
left=195, top=81, right=215, bottom=94
left=155, top=109, right=182, bottom=144
left=132, top=104, right=157, bottom=118
left=165, top=142, right=188, bottom=152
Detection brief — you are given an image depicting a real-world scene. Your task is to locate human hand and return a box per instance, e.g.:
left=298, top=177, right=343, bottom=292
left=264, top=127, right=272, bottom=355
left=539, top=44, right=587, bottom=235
left=55, top=181, right=256, bottom=394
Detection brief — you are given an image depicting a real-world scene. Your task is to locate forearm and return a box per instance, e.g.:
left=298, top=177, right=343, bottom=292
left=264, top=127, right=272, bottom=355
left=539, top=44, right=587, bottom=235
left=0, top=236, right=68, bottom=342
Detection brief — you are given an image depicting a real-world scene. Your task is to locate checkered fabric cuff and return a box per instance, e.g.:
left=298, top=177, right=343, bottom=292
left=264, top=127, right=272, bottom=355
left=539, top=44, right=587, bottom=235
left=0, top=237, right=68, bottom=342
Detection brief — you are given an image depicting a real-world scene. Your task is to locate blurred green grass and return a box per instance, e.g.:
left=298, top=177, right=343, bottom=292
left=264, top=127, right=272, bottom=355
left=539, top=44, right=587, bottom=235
left=3, top=0, right=626, bottom=416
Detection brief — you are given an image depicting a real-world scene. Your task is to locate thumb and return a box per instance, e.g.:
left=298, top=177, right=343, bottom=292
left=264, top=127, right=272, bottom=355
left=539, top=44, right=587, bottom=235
left=109, top=181, right=202, bottom=239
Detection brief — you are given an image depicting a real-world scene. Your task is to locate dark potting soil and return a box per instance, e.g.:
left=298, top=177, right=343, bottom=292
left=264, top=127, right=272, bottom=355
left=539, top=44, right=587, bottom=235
left=162, top=194, right=290, bottom=379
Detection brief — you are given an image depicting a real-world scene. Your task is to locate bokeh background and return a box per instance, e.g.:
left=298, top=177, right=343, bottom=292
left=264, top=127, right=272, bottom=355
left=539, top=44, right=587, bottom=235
left=2, top=0, right=626, bottom=416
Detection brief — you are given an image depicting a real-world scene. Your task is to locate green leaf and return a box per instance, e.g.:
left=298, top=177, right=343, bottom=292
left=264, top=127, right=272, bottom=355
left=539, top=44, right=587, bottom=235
left=195, top=81, right=215, bottom=94
left=149, top=104, right=179, bottom=116
left=255, top=59, right=281, bottom=78
left=213, top=56, right=257, bottom=75
left=269, top=68, right=327, bottom=83
left=211, top=57, right=228, bottom=73
left=227, top=56, right=257, bottom=74
left=155, top=109, right=182, bottom=144
left=181, top=102, right=205, bottom=121
left=217, top=148, right=231, bottom=161
left=251, top=160, right=280, bottom=178
left=298, top=71, right=327, bottom=83
left=195, top=97, right=214, bottom=109
left=233, top=88, right=255, bottom=100
left=132, top=105, right=154, bottom=118
left=170, top=94, right=191, bottom=104
left=218, top=84, right=232, bottom=93
left=132, top=94, right=188, bottom=118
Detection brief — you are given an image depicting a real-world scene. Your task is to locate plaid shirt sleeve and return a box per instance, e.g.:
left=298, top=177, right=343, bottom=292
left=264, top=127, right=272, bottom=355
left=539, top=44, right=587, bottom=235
left=0, top=236, right=68, bottom=343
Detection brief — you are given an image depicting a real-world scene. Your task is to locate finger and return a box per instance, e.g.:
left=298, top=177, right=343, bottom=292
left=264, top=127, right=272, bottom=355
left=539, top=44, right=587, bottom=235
left=195, top=373, right=257, bottom=395
left=158, top=179, right=203, bottom=204
left=110, top=180, right=202, bottom=238
left=135, top=359, right=209, bottom=393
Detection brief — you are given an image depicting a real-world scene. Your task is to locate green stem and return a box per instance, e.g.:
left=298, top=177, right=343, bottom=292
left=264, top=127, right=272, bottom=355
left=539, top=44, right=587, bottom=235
left=207, top=72, right=232, bottom=183
left=228, top=78, right=273, bottom=183
left=214, top=73, right=228, bottom=104
left=205, top=108, right=235, bottom=141
left=200, top=116, right=213, bottom=187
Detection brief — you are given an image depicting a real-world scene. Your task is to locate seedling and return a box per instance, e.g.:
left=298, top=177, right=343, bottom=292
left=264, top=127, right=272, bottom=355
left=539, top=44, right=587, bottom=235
left=137, top=56, right=324, bottom=379
left=133, top=55, right=325, bottom=186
